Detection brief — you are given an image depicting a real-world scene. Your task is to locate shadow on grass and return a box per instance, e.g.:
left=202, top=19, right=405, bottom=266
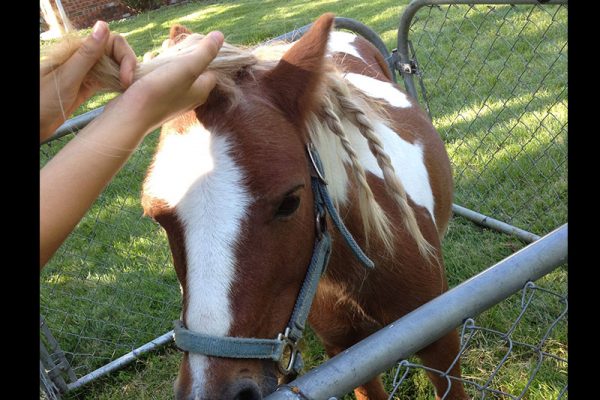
left=432, top=86, right=567, bottom=235
left=106, top=0, right=412, bottom=56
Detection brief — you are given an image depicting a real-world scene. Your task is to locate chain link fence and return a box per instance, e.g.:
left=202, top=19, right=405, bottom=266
left=266, top=225, right=567, bottom=400
left=385, top=280, right=567, bottom=399
left=382, top=2, right=568, bottom=397
left=398, top=1, right=567, bottom=237
left=40, top=131, right=180, bottom=391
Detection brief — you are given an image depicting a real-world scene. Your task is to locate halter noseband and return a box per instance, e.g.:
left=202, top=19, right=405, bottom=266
left=172, top=142, right=374, bottom=376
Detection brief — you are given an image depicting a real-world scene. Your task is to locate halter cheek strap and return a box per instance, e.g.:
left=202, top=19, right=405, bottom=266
left=172, top=143, right=374, bottom=376
left=307, top=143, right=375, bottom=270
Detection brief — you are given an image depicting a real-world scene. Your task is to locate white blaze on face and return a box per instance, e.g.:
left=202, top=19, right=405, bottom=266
left=143, top=124, right=252, bottom=396
left=327, top=31, right=366, bottom=61
left=143, top=125, right=215, bottom=207
left=344, top=72, right=412, bottom=108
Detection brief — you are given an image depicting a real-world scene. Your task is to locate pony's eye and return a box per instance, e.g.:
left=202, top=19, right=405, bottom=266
left=275, top=195, right=300, bottom=218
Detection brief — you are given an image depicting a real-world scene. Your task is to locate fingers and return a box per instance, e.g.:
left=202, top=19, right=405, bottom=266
left=61, top=21, right=110, bottom=87
left=190, top=70, right=218, bottom=106
left=183, top=31, right=224, bottom=77
left=107, top=33, right=137, bottom=88
left=70, top=83, right=97, bottom=115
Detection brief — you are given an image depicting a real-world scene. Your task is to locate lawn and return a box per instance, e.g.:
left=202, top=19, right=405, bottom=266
left=40, top=1, right=567, bottom=399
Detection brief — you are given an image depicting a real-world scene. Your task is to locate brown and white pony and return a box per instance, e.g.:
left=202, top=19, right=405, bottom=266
left=139, top=14, right=467, bottom=400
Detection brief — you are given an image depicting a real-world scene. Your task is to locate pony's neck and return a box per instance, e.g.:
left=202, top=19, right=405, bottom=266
left=306, top=77, right=437, bottom=262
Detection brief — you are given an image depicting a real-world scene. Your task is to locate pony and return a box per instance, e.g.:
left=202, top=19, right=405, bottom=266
left=45, top=12, right=468, bottom=400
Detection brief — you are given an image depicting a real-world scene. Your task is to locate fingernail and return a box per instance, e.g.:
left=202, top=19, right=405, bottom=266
left=207, top=31, right=224, bottom=47
left=92, top=21, right=108, bottom=41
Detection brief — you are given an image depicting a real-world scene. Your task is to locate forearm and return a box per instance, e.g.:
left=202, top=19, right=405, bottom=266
left=40, top=103, right=151, bottom=267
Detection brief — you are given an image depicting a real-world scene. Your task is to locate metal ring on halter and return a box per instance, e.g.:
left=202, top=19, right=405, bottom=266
left=276, top=328, right=299, bottom=375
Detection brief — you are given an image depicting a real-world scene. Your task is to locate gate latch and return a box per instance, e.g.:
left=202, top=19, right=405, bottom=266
left=391, top=49, right=419, bottom=75
left=398, top=59, right=419, bottom=75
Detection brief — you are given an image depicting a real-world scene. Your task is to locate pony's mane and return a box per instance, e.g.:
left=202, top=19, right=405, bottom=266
left=41, top=32, right=435, bottom=261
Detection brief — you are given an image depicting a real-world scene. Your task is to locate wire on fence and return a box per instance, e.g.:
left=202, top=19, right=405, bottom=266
left=41, top=362, right=62, bottom=400
left=386, top=281, right=568, bottom=399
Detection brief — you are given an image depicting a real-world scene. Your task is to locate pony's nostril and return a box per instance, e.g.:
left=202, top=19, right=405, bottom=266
left=235, top=388, right=261, bottom=400
left=231, top=379, right=262, bottom=400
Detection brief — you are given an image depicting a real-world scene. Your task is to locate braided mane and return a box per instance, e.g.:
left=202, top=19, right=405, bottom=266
left=41, top=31, right=435, bottom=261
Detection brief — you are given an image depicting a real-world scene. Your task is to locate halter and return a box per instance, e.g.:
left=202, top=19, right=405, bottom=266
left=172, top=142, right=374, bottom=376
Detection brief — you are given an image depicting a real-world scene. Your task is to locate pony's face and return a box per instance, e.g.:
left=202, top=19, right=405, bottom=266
left=141, top=14, right=335, bottom=400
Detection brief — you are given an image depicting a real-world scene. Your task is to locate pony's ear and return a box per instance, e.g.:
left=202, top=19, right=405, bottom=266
left=168, top=24, right=192, bottom=45
left=145, top=25, right=192, bottom=61
left=263, top=13, right=335, bottom=123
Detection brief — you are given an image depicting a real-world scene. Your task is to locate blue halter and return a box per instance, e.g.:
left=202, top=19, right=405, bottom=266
left=172, top=143, right=374, bottom=376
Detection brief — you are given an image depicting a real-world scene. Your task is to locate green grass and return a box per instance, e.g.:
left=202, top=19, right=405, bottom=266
left=40, top=1, right=567, bottom=399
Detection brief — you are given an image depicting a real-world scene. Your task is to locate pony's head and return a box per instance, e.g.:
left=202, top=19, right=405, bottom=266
left=141, top=14, right=337, bottom=399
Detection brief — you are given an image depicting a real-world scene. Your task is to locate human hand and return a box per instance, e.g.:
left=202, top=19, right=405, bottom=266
left=111, top=31, right=224, bottom=135
left=40, top=21, right=137, bottom=141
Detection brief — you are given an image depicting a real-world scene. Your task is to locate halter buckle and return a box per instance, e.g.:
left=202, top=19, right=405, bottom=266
left=276, top=327, right=300, bottom=375
left=315, top=209, right=327, bottom=240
